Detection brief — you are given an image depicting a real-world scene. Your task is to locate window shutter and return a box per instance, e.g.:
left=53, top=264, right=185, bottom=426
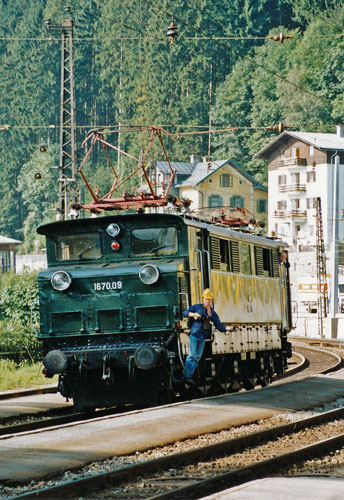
left=272, top=249, right=280, bottom=278
left=231, top=241, right=240, bottom=272
left=210, top=236, right=221, bottom=270
left=255, top=247, right=264, bottom=276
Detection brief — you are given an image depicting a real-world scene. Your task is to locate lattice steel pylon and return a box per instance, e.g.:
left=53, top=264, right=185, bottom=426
left=46, top=10, right=77, bottom=219
left=316, top=197, right=329, bottom=337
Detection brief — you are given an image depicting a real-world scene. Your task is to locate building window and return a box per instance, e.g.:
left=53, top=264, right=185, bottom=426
left=291, top=147, right=299, bottom=157
left=307, top=171, right=316, bottom=182
left=0, top=250, right=10, bottom=273
left=309, top=145, right=314, bottom=155
left=280, top=149, right=285, bottom=158
left=278, top=175, right=287, bottom=185
left=277, top=200, right=287, bottom=210
left=220, top=174, right=233, bottom=187
left=208, top=195, right=223, bottom=208
left=291, top=172, right=300, bottom=183
left=230, top=195, right=244, bottom=208
left=292, top=199, right=300, bottom=209
left=256, top=199, right=266, bottom=213
left=306, top=198, right=317, bottom=209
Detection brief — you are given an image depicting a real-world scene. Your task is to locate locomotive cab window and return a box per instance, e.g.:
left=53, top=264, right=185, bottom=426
left=56, top=233, right=101, bottom=261
left=131, top=227, right=178, bottom=256
left=220, top=239, right=231, bottom=271
left=262, top=248, right=272, bottom=276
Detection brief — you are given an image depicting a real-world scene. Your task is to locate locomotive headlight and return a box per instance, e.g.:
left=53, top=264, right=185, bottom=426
left=106, top=223, right=121, bottom=237
left=139, top=264, right=159, bottom=285
left=51, top=271, right=72, bottom=291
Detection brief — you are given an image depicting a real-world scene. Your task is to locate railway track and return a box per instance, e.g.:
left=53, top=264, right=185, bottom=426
left=291, top=337, right=344, bottom=351
left=286, top=342, right=342, bottom=379
left=8, top=405, right=344, bottom=500
left=0, top=407, right=124, bottom=437
left=0, top=385, right=56, bottom=401
left=0, top=342, right=340, bottom=438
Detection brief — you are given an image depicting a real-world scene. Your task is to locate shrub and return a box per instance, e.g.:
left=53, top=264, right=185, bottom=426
left=0, top=271, right=40, bottom=361
left=0, top=359, right=56, bottom=390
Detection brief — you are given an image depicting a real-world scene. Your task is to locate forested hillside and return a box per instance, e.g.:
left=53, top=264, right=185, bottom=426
left=0, top=0, right=343, bottom=250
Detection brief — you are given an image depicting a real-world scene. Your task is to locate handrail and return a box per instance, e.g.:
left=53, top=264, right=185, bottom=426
left=203, top=249, right=211, bottom=289
left=194, top=248, right=204, bottom=291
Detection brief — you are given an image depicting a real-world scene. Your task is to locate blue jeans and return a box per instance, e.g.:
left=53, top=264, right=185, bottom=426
left=184, top=335, right=206, bottom=379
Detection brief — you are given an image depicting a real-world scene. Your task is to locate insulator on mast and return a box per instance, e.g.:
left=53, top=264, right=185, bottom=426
left=267, top=122, right=287, bottom=133
left=266, top=32, right=293, bottom=43
left=166, top=17, right=178, bottom=45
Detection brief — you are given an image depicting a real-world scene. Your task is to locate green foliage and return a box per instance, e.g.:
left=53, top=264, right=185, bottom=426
left=0, top=271, right=40, bottom=360
left=17, top=145, right=59, bottom=252
left=286, top=0, right=343, bottom=24
left=0, top=0, right=343, bottom=237
left=213, top=4, right=344, bottom=181
left=0, top=359, right=56, bottom=390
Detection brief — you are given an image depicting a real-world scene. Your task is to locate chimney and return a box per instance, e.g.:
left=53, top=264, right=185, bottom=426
left=336, top=125, right=344, bottom=138
left=190, top=154, right=201, bottom=164
left=202, top=156, right=212, bottom=164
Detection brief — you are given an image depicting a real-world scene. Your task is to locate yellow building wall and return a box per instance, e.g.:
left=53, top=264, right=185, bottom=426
left=253, top=187, right=268, bottom=222
left=179, top=163, right=268, bottom=220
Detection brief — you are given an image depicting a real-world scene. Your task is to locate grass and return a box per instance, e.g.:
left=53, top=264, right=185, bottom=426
left=0, top=359, right=57, bottom=391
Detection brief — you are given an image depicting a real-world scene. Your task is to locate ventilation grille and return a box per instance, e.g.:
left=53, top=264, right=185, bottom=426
left=52, top=312, right=81, bottom=333
left=231, top=241, right=240, bottom=272
left=272, top=249, right=280, bottom=278
left=178, top=273, right=190, bottom=310
left=210, top=236, right=221, bottom=270
left=255, top=247, right=264, bottom=276
left=136, top=307, right=167, bottom=328
left=98, top=310, right=121, bottom=331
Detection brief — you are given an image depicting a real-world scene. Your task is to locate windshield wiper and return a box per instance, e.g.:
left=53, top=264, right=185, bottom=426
left=78, top=244, right=96, bottom=259
left=151, top=243, right=175, bottom=253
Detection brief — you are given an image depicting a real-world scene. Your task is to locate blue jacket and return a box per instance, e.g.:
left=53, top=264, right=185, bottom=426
left=183, top=303, right=226, bottom=339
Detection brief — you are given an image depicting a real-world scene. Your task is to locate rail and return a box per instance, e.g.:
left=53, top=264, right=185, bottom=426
left=9, top=406, right=344, bottom=499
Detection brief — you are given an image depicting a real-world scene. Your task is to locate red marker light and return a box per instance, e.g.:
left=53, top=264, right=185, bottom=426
left=111, top=241, right=120, bottom=251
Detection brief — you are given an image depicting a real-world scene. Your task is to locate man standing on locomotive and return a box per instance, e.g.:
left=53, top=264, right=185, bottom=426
left=183, top=288, right=231, bottom=385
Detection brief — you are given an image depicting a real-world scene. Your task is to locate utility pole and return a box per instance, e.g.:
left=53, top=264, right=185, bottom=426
left=315, top=197, right=328, bottom=337
left=46, top=6, right=77, bottom=220
left=329, top=155, right=340, bottom=333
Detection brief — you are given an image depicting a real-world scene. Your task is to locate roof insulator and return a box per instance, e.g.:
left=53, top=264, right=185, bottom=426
left=267, top=32, right=293, bottom=43
left=166, top=17, right=178, bottom=46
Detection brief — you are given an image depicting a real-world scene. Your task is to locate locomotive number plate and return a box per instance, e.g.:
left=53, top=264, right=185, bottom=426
left=93, top=281, right=123, bottom=291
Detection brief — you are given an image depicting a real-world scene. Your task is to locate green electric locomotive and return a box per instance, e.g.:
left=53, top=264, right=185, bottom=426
left=38, top=212, right=291, bottom=410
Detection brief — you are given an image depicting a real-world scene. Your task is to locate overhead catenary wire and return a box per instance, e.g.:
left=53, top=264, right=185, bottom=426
left=140, top=0, right=332, bottom=104
left=0, top=5, right=340, bottom=140
left=0, top=124, right=285, bottom=130
left=0, top=4, right=335, bottom=127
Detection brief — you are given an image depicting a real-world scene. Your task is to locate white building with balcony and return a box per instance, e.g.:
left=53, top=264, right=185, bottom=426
left=255, top=126, right=344, bottom=339
left=255, top=126, right=344, bottom=248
